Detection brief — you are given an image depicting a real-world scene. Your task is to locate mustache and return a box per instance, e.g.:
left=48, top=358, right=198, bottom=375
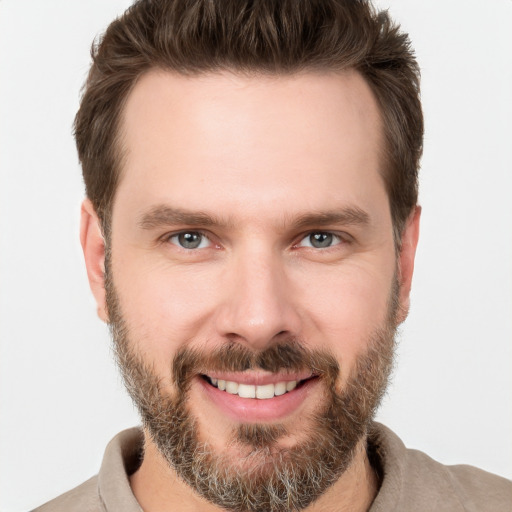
left=172, top=339, right=340, bottom=388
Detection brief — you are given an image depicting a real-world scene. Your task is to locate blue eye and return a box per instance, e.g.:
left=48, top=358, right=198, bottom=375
left=298, top=232, right=342, bottom=249
left=169, top=232, right=211, bottom=249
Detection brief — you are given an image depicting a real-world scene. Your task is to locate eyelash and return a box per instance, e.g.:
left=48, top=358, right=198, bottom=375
left=163, top=230, right=349, bottom=251
left=165, top=231, right=214, bottom=250
left=294, top=232, right=345, bottom=250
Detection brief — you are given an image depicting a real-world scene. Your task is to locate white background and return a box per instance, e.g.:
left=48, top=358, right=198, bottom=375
left=1, top=1, right=511, bottom=510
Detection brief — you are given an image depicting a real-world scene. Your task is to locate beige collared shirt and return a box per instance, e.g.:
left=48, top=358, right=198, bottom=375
left=33, top=423, right=512, bottom=512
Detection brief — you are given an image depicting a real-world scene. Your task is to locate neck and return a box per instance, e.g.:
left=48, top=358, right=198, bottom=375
left=130, top=432, right=379, bottom=512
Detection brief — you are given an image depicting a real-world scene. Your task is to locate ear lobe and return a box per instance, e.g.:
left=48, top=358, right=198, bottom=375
left=80, top=199, right=109, bottom=322
left=396, top=206, right=421, bottom=324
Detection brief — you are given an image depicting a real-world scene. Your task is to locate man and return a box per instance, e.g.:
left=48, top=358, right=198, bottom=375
left=33, top=0, right=511, bottom=511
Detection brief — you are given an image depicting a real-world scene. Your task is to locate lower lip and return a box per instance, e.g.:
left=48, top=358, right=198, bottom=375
left=198, top=377, right=318, bottom=423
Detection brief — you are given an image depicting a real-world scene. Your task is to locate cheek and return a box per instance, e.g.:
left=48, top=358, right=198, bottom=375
left=112, top=259, right=222, bottom=372
left=295, top=262, right=395, bottom=370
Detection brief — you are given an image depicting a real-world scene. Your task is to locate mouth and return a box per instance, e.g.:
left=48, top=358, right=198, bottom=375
left=203, top=375, right=309, bottom=399
left=198, top=373, right=320, bottom=422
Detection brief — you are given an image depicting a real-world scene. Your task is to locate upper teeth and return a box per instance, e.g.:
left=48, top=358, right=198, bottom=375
left=210, top=378, right=298, bottom=399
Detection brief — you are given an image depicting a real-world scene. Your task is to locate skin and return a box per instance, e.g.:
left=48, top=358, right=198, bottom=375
left=81, top=69, right=420, bottom=511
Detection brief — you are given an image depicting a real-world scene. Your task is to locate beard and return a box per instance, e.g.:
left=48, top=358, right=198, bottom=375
left=105, top=268, right=399, bottom=512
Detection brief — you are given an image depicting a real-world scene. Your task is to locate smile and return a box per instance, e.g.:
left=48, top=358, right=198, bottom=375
left=206, top=376, right=298, bottom=399
left=199, top=372, right=318, bottom=422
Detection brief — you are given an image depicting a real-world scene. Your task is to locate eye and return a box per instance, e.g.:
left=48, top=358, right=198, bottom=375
left=168, top=231, right=211, bottom=250
left=297, top=232, right=343, bottom=249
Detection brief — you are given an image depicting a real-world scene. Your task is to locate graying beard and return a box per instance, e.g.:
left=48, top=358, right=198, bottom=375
left=153, top=401, right=353, bottom=512
left=106, top=263, right=398, bottom=512
left=111, top=327, right=393, bottom=512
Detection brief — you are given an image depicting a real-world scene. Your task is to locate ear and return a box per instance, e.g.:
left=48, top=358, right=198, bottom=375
left=80, top=199, right=109, bottom=322
left=396, top=206, right=421, bottom=324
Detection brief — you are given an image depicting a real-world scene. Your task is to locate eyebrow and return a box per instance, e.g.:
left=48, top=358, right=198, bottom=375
left=290, top=207, right=370, bottom=231
left=138, top=205, right=231, bottom=230
left=138, top=204, right=370, bottom=231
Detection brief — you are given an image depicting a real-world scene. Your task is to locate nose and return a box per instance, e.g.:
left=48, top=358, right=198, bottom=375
left=214, top=247, right=302, bottom=351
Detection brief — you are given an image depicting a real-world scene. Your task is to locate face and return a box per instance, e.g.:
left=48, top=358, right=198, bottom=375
left=82, top=69, right=419, bottom=511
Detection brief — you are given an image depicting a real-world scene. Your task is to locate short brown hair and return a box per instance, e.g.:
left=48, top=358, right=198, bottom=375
left=75, top=0, right=423, bottom=241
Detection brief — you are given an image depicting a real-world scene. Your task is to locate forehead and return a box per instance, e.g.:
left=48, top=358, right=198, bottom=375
left=115, top=69, right=387, bottom=227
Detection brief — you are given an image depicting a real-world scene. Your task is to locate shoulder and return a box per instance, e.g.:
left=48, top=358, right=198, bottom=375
left=31, top=476, right=101, bottom=512
left=447, top=462, right=512, bottom=509
left=369, top=423, right=512, bottom=512
left=406, top=447, right=512, bottom=511
left=31, top=427, right=144, bottom=512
